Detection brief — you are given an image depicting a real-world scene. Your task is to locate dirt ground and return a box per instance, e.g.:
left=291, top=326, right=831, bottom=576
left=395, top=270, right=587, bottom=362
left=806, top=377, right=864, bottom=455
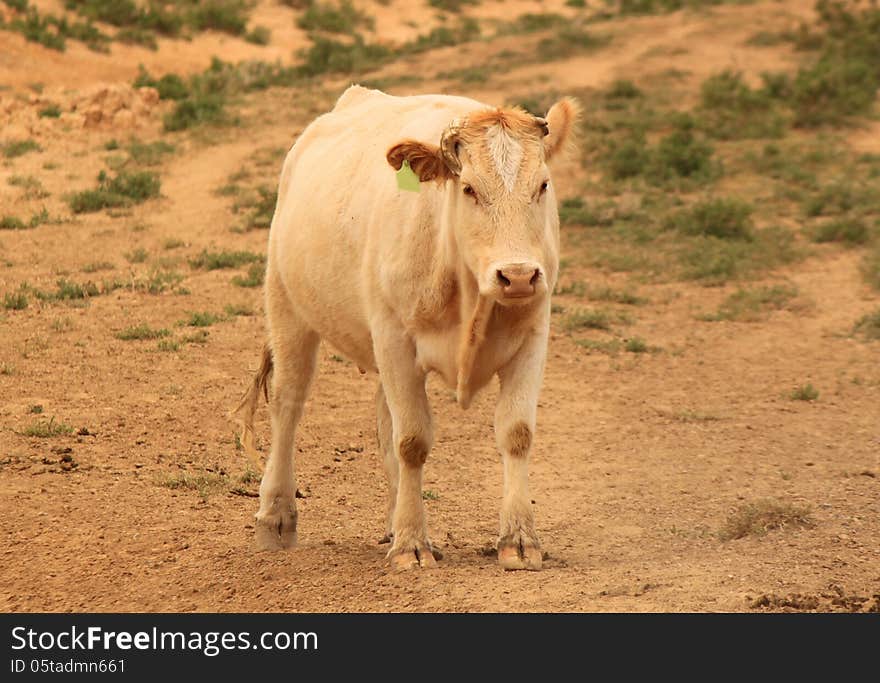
left=1, top=0, right=878, bottom=612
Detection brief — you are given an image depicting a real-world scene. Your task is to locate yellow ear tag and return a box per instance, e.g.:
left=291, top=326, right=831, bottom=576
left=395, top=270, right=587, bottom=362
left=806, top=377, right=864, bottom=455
left=396, top=160, right=421, bottom=193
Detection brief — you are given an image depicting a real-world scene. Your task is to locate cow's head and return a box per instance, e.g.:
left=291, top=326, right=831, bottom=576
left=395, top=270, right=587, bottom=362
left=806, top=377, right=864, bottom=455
left=387, top=98, right=580, bottom=306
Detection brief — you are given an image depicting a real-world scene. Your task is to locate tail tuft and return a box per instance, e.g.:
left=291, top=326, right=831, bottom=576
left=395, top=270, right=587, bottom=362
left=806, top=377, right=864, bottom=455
left=231, top=342, right=273, bottom=472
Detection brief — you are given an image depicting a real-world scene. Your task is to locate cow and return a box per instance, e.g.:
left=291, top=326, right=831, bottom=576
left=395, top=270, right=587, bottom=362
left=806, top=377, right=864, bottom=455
left=235, top=85, right=579, bottom=571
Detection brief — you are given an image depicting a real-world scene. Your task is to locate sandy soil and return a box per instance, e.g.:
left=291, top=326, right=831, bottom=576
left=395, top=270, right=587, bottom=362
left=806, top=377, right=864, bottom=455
left=1, top=0, right=878, bottom=612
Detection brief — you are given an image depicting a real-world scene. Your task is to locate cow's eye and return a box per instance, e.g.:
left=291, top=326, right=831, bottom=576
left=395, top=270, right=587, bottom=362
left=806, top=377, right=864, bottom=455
left=539, top=181, right=549, bottom=195
left=463, top=184, right=477, bottom=201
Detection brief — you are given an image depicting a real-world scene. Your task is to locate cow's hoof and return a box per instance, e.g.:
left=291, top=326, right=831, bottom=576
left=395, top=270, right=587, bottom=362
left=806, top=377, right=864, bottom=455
left=498, top=542, right=542, bottom=571
left=254, top=510, right=297, bottom=551
left=388, top=544, right=438, bottom=571
left=377, top=533, right=393, bottom=545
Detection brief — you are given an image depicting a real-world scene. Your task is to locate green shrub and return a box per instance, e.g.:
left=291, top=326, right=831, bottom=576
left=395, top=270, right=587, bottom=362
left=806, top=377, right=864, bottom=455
left=2, top=139, right=41, bottom=158
left=68, top=170, right=160, bottom=213
left=811, top=218, right=872, bottom=245
left=853, top=308, right=880, bottom=340
left=665, top=198, right=754, bottom=240
left=297, top=35, right=391, bottom=75
left=297, top=1, right=371, bottom=34
left=698, top=70, right=786, bottom=139
left=189, top=249, right=264, bottom=270
left=245, top=25, right=270, bottom=45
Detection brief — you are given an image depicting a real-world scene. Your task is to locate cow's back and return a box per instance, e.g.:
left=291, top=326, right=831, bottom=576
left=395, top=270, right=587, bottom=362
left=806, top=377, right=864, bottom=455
left=267, top=87, right=485, bottom=368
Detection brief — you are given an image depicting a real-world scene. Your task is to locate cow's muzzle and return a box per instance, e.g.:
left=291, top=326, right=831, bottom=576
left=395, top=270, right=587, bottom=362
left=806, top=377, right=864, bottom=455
left=494, top=262, right=543, bottom=302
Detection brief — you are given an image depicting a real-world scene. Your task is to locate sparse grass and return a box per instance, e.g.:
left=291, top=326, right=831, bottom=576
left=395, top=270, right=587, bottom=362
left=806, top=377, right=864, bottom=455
left=132, top=269, right=184, bottom=295
left=20, top=416, right=74, bottom=438
left=157, top=339, right=180, bottom=352
left=224, top=303, right=254, bottom=317
left=127, top=140, right=175, bottom=166
left=563, top=308, right=631, bottom=331
left=698, top=70, right=786, bottom=140
left=719, top=499, right=814, bottom=541
left=180, top=329, right=210, bottom=344
left=3, top=291, right=28, bottom=310
left=0, top=216, right=26, bottom=231
left=421, top=489, right=440, bottom=500
left=624, top=337, right=650, bottom=353
left=558, top=197, right=601, bottom=226
left=853, top=308, right=880, bottom=340
left=38, top=104, right=61, bottom=118
left=189, top=249, right=264, bottom=270
left=163, top=238, right=185, bottom=250
left=245, top=25, right=270, bottom=45
left=588, top=286, right=647, bottom=305
left=0, top=362, right=16, bottom=375
left=297, top=1, right=372, bottom=35
left=790, top=383, right=819, bottom=401
left=8, top=174, right=49, bottom=199
left=537, top=26, right=610, bottom=60
left=665, top=198, right=754, bottom=241
left=182, top=311, right=224, bottom=327
left=428, top=0, right=478, bottom=11
left=156, top=471, right=229, bottom=502
left=702, top=284, right=799, bottom=322
left=163, top=93, right=228, bottom=132
left=233, top=185, right=277, bottom=229
left=50, top=317, right=73, bottom=332
left=116, top=324, right=170, bottom=341
left=575, top=338, right=621, bottom=354
left=810, top=218, right=873, bottom=246
left=2, top=139, right=41, bottom=158
left=862, top=245, right=880, bottom=290
left=678, top=226, right=800, bottom=284
left=68, top=170, right=160, bottom=213
left=297, top=35, right=391, bottom=76
left=232, top=262, right=265, bottom=287
left=124, top=247, right=149, bottom=264
left=82, top=261, right=115, bottom=273
left=605, top=119, right=718, bottom=187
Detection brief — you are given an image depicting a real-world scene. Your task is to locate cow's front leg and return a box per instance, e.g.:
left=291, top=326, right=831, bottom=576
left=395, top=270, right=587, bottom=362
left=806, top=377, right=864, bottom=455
left=494, top=329, right=548, bottom=571
left=373, top=319, right=436, bottom=570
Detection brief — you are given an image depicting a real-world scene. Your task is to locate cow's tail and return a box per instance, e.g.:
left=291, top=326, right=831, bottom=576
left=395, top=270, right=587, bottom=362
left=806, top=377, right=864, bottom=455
left=231, top=342, right=273, bottom=473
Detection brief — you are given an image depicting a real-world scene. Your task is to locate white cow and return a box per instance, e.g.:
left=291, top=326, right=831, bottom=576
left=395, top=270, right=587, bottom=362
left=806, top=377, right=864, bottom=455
left=236, top=86, right=579, bottom=570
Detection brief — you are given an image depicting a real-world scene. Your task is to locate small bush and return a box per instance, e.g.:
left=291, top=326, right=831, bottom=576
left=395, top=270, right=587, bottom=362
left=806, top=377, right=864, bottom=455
left=69, top=170, right=160, bottom=213
left=232, top=262, right=265, bottom=287
left=698, top=70, right=786, bottom=140
left=811, top=218, right=872, bottom=246
left=853, top=308, right=880, bottom=340
left=790, top=383, right=819, bottom=401
left=297, top=1, right=371, bottom=34
left=537, top=26, right=610, bottom=60
left=116, top=323, right=170, bottom=340
left=188, top=0, right=249, bottom=35
left=245, top=25, right=270, bottom=45
left=558, top=197, right=600, bottom=226
left=134, top=68, right=189, bottom=100
left=563, top=308, right=616, bottom=331
left=862, top=244, right=880, bottom=290
left=705, top=285, right=799, bottom=322
left=298, top=35, right=391, bottom=76
left=38, top=104, right=62, bottom=118
left=20, top=416, right=74, bottom=438
left=189, top=249, right=263, bottom=270
left=163, top=93, right=227, bottom=132
left=665, top=198, right=754, bottom=240
left=3, top=291, right=28, bottom=310
left=2, top=139, right=41, bottom=158
left=720, top=499, right=814, bottom=540
left=0, top=216, right=26, bottom=230
left=127, top=139, right=175, bottom=165
left=182, top=311, right=224, bottom=327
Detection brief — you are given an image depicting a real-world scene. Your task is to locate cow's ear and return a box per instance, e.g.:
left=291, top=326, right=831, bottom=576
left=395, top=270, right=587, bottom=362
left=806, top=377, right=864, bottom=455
left=387, top=140, right=455, bottom=183
left=543, top=97, right=581, bottom=161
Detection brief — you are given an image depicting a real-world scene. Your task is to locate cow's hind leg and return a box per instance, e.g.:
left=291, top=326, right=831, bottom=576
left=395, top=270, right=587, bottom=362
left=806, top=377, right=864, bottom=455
left=376, top=384, right=398, bottom=545
left=255, top=282, right=320, bottom=551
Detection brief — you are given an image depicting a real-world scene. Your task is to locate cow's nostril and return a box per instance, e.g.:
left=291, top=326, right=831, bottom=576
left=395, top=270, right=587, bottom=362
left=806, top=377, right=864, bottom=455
left=496, top=270, right=511, bottom=287
left=530, top=269, right=540, bottom=285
